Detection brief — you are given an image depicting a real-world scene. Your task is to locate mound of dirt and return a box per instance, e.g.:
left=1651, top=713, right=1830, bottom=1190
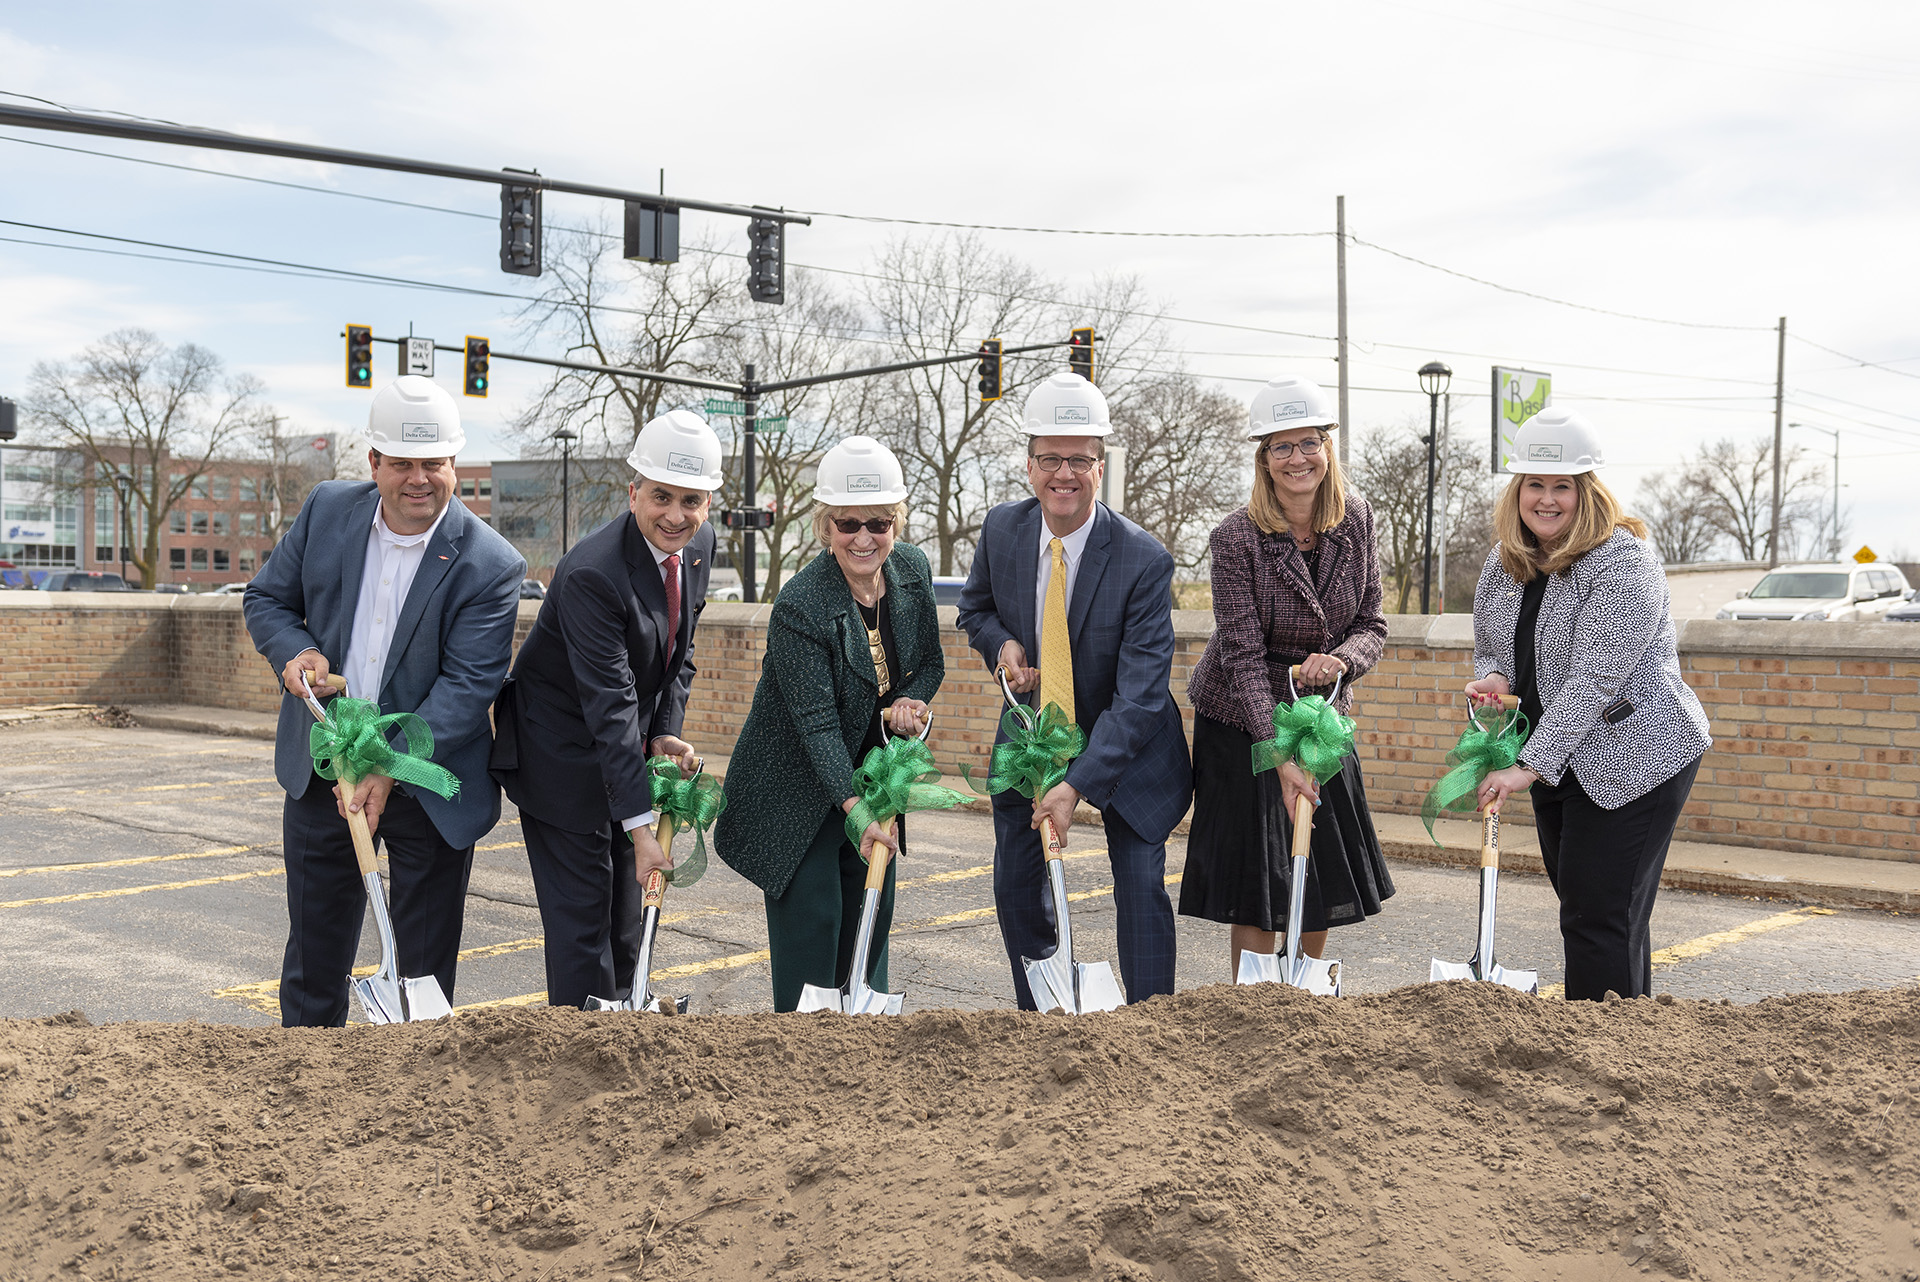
left=3, top=984, right=1917, bottom=1281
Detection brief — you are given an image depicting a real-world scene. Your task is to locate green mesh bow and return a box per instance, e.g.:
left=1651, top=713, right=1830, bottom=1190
left=844, top=736, right=973, bottom=853
left=1420, top=708, right=1531, bottom=841
left=1250, top=695, right=1355, bottom=785
left=647, top=756, right=725, bottom=887
left=964, top=702, right=1087, bottom=801
left=309, top=696, right=460, bottom=800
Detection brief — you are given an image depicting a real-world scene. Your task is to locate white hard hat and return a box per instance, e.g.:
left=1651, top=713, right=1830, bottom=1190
left=1508, top=406, right=1604, bottom=475
left=1021, top=372, right=1112, bottom=438
left=813, top=435, right=908, bottom=506
left=626, top=409, right=725, bottom=491
left=1247, top=376, right=1339, bottom=439
left=367, top=375, right=465, bottom=458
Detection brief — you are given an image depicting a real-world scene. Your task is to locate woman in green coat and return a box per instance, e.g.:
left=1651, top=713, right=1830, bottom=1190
left=715, top=437, right=945, bottom=1012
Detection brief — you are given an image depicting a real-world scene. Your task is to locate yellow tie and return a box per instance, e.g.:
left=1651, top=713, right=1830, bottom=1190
left=1040, top=537, right=1075, bottom=724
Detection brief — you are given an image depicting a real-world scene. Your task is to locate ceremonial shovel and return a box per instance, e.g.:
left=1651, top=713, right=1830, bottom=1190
left=584, top=759, right=707, bottom=1015
left=1430, top=696, right=1538, bottom=994
left=1238, top=666, right=1341, bottom=996
left=299, top=673, right=452, bottom=1024
left=797, top=715, right=933, bottom=1016
left=995, top=667, right=1124, bottom=1016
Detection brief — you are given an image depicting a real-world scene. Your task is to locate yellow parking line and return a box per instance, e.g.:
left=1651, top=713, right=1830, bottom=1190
left=1536, top=905, right=1834, bottom=1000
left=898, top=847, right=1107, bottom=890
left=1, top=867, right=283, bottom=910
left=476, top=840, right=524, bottom=852
left=0, top=845, right=258, bottom=878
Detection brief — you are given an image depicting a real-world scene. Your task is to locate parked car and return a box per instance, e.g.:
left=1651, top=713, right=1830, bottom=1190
left=706, top=583, right=744, bottom=603
left=930, top=575, right=967, bottom=607
left=517, top=578, right=547, bottom=600
left=38, top=571, right=133, bottom=592
left=151, top=583, right=191, bottom=594
left=1715, top=563, right=1912, bottom=621
left=210, top=582, right=250, bottom=596
left=1886, top=588, right=1920, bottom=623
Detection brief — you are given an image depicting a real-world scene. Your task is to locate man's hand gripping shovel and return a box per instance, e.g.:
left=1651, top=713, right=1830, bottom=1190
left=1428, top=695, right=1538, bottom=994
left=299, top=672, right=451, bottom=1024
left=1236, top=665, right=1344, bottom=996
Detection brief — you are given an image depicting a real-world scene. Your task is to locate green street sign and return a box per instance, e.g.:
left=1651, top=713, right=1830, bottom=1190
left=704, top=398, right=747, bottom=416
left=754, top=416, right=788, bottom=432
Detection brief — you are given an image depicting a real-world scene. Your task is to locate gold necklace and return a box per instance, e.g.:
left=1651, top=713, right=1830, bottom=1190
left=859, top=599, right=891, bottom=693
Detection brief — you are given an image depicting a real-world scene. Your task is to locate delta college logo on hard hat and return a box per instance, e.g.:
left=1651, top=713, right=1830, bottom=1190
left=1527, top=443, right=1564, bottom=462
left=847, top=473, right=881, bottom=493
left=401, top=421, right=440, bottom=443
left=1054, top=406, right=1091, bottom=426
left=666, top=451, right=703, bottom=475
left=1273, top=400, right=1309, bottom=422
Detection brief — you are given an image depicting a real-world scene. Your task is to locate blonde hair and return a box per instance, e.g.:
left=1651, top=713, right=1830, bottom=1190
left=811, top=500, right=910, bottom=547
left=1247, top=431, right=1346, bottom=537
left=1494, top=472, right=1648, bottom=580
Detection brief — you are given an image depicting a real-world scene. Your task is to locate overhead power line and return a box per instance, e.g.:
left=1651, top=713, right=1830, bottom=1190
left=795, top=208, right=1332, bottom=239
left=1788, top=333, right=1920, bottom=381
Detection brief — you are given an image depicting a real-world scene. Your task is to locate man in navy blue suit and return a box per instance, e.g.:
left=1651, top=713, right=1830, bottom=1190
left=245, top=375, right=525, bottom=1026
left=958, top=371, right=1193, bottom=1007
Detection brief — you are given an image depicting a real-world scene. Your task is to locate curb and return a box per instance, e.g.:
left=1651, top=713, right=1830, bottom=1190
left=128, top=709, right=277, bottom=741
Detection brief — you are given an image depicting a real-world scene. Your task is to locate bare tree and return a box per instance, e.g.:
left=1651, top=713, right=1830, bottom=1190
left=1349, top=418, right=1428, bottom=612
left=1684, top=435, right=1825, bottom=561
left=1107, top=370, right=1248, bottom=571
left=25, top=328, right=260, bottom=586
left=1439, top=435, right=1497, bottom=610
left=1636, top=471, right=1722, bottom=564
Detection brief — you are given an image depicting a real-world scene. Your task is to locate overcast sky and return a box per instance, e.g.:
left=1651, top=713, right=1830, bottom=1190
left=4, top=1, right=1918, bottom=557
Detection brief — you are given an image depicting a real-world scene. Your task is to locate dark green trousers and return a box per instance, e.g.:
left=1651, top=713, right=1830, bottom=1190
left=766, top=808, right=901, bottom=1012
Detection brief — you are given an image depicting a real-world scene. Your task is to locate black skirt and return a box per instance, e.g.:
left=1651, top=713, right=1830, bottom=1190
left=1178, top=711, right=1394, bottom=933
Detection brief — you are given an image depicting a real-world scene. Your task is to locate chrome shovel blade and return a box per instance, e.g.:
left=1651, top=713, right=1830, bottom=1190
left=1429, top=957, right=1538, bottom=995
left=796, top=887, right=903, bottom=1015
left=352, top=869, right=451, bottom=1023
left=583, top=992, right=690, bottom=1014
left=1237, top=948, right=1341, bottom=996
left=1024, top=953, right=1125, bottom=1015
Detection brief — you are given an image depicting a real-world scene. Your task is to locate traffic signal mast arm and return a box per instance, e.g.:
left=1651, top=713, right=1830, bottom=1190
left=0, top=102, right=811, bottom=229
left=753, top=338, right=1081, bottom=395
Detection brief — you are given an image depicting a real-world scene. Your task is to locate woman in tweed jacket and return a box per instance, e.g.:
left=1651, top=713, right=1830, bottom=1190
left=714, top=438, right=943, bottom=1012
left=1466, top=407, right=1710, bottom=1001
left=1181, top=377, right=1391, bottom=980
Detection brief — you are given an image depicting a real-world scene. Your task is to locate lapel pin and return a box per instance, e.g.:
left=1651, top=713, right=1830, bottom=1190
left=438, top=555, right=450, bottom=561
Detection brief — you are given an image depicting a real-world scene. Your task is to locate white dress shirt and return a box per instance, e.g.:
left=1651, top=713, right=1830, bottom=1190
left=341, top=501, right=449, bottom=704
left=1033, top=504, right=1098, bottom=639
left=620, top=535, right=687, bottom=837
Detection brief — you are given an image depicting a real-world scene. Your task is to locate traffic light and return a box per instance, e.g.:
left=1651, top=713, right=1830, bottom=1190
left=624, top=198, right=680, bottom=265
left=746, top=213, right=784, bottom=304
left=977, top=339, right=1002, bottom=403
left=1068, top=327, right=1096, bottom=384
left=345, top=325, right=373, bottom=388
left=499, top=170, right=542, bottom=276
left=0, top=397, right=15, bottom=440
left=464, top=336, right=491, bottom=398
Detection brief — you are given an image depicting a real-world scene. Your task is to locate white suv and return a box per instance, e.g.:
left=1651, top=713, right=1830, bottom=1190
left=1716, top=563, right=1912, bottom=621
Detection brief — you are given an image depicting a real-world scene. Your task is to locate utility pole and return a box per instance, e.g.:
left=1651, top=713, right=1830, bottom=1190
left=1336, top=196, right=1350, bottom=467
left=742, top=363, right=759, bottom=604
left=1768, top=316, right=1786, bottom=568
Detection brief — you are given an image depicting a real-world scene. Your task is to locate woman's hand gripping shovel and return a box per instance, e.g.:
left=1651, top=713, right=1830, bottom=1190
left=299, top=672, right=453, bottom=1024
left=1426, top=695, right=1538, bottom=994
left=1236, top=665, right=1350, bottom=996
left=584, top=756, right=723, bottom=1014
left=978, top=667, right=1124, bottom=1015
left=799, top=711, right=964, bottom=1015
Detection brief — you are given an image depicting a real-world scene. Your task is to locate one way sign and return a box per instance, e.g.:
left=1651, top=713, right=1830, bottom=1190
left=400, top=336, right=435, bottom=378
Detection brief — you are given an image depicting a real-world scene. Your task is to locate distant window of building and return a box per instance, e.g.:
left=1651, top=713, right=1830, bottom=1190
left=213, top=550, right=230, bottom=572
left=191, top=511, right=208, bottom=535
left=190, top=476, right=209, bottom=499
left=239, top=513, right=257, bottom=536
left=170, top=548, right=187, bottom=570
left=211, top=512, right=230, bottom=536
left=211, top=476, right=230, bottom=501
left=478, top=479, right=493, bottom=497
left=191, top=548, right=208, bottom=570
left=460, top=480, right=476, bottom=498
left=239, top=477, right=258, bottom=502
left=170, top=510, right=187, bottom=535
left=238, top=549, right=256, bottom=574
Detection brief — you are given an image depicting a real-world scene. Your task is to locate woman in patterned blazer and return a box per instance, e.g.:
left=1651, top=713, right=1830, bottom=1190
left=714, top=437, right=943, bottom=1013
left=1181, top=377, right=1392, bottom=980
left=1466, top=407, right=1711, bottom=1001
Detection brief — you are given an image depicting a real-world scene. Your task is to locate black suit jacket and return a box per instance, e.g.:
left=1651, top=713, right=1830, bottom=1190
left=490, top=513, right=714, bottom=832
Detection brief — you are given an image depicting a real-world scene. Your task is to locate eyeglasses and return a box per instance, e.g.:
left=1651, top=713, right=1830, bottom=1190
left=832, top=517, right=895, bottom=535
left=1262, top=437, right=1325, bottom=460
left=1030, top=454, right=1100, bottom=475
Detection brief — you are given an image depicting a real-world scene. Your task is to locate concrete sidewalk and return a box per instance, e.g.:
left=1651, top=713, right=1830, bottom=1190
left=116, top=700, right=1920, bottom=916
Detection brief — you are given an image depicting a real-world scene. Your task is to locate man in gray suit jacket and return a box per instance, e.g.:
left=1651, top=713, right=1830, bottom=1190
left=245, top=376, right=524, bottom=1026
left=958, top=372, right=1193, bottom=1007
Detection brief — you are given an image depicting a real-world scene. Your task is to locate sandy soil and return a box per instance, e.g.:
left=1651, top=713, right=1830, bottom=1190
left=3, top=983, right=1917, bottom=1281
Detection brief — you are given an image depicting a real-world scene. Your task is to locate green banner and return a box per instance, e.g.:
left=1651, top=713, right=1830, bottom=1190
left=1491, top=367, right=1551, bottom=475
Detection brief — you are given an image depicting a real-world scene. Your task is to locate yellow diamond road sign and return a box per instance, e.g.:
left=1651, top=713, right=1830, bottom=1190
left=1854, top=545, right=1877, bottom=563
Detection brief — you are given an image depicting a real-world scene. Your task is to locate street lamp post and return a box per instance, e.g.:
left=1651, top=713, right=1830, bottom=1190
left=552, top=428, right=578, bottom=557
left=1788, top=421, right=1840, bottom=559
left=1418, top=361, right=1452, bottom=614
left=110, top=473, right=132, bottom=586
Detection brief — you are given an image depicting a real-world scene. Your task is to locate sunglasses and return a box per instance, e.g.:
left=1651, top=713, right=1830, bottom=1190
left=832, top=517, right=896, bottom=535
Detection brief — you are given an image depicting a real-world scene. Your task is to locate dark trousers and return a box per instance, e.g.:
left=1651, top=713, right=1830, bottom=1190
left=520, top=812, right=643, bottom=1009
left=764, top=809, right=900, bottom=1013
left=1533, top=756, right=1702, bottom=1002
left=280, top=771, right=473, bottom=1027
left=992, top=796, right=1176, bottom=1009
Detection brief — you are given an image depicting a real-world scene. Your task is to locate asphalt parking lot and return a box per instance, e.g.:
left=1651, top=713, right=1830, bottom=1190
left=3, top=719, right=1918, bottom=1025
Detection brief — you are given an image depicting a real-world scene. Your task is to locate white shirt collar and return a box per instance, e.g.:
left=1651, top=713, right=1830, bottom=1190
left=1041, top=504, right=1098, bottom=555
left=372, top=498, right=450, bottom=548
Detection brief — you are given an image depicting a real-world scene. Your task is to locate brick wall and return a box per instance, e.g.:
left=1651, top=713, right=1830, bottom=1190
left=6, top=594, right=1917, bottom=863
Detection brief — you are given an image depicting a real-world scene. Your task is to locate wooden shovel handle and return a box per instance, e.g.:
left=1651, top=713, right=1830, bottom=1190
left=642, top=815, right=677, bottom=908
left=300, top=677, right=379, bottom=877
left=1480, top=805, right=1500, bottom=870
left=1468, top=693, right=1521, bottom=710
left=1039, top=816, right=1064, bottom=864
left=1291, top=792, right=1314, bottom=862
left=864, top=824, right=896, bottom=891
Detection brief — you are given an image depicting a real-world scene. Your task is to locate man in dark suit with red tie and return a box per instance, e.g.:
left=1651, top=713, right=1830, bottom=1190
left=490, top=410, right=721, bottom=1008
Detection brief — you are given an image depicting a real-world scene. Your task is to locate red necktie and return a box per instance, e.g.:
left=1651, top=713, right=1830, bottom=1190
left=663, top=553, right=681, bottom=664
